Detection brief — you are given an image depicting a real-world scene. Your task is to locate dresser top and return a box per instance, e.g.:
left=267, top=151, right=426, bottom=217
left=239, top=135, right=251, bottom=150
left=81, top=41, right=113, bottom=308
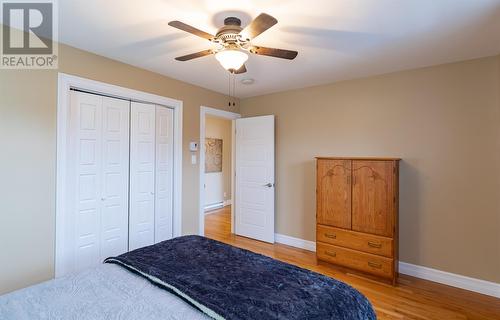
left=315, top=157, right=401, bottom=161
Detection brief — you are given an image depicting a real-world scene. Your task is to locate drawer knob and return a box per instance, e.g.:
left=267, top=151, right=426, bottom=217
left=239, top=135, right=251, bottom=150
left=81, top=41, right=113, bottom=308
left=368, top=261, right=382, bottom=269
left=324, top=233, right=336, bottom=239
left=325, top=250, right=336, bottom=257
left=367, top=241, right=382, bottom=248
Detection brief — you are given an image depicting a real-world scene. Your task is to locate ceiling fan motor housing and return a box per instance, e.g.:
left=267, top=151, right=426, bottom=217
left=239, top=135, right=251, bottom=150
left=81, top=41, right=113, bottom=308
left=215, top=17, right=247, bottom=47
left=224, top=17, right=241, bottom=26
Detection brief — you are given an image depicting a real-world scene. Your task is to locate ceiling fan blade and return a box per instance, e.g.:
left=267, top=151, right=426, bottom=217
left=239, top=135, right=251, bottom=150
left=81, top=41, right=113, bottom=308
left=175, top=49, right=214, bottom=61
left=234, top=64, right=247, bottom=74
left=168, top=21, right=214, bottom=41
left=249, top=46, right=298, bottom=60
left=239, top=13, right=277, bottom=40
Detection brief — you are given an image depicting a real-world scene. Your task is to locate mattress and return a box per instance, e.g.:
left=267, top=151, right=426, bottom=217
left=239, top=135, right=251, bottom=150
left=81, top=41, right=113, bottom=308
left=0, top=263, right=210, bottom=320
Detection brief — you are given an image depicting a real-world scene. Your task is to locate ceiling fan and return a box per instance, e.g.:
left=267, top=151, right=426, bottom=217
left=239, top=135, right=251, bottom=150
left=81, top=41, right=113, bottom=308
left=168, top=13, right=298, bottom=74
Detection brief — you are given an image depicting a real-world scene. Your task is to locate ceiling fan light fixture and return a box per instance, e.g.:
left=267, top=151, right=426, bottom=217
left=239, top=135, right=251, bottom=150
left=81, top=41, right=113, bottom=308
left=215, top=49, right=248, bottom=72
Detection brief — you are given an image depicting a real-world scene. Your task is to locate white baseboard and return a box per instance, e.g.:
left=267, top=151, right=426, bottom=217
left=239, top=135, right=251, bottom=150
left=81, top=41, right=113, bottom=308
left=275, top=233, right=316, bottom=252
left=274, top=233, right=500, bottom=298
left=399, top=262, right=500, bottom=298
left=223, top=199, right=232, bottom=206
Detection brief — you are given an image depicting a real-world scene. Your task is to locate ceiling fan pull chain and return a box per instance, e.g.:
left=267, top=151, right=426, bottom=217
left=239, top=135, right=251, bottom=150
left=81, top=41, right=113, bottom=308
left=228, top=71, right=231, bottom=107
left=233, top=73, right=236, bottom=106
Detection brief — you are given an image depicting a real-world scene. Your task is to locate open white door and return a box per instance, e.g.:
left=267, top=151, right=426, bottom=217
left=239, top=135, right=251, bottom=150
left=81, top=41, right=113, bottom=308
left=235, top=115, right=275, bottom=243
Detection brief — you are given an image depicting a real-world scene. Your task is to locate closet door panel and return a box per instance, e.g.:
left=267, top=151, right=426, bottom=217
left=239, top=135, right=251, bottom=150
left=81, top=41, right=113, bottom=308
left=70, top=91, right=103, bottom=273
left=352, top=160, right=394, bottom=237
left=129, top=102, right=156, bottom=250
left=155, top=106, right=174, bottom=243
left=100, top=97, right=130, bottom=260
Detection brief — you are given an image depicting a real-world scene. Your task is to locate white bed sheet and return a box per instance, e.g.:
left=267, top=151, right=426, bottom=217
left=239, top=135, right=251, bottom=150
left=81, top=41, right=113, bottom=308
left=0, top=263, right=211, bottom=320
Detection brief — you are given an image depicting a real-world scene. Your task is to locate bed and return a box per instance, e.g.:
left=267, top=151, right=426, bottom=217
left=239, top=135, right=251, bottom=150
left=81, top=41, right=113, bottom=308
left=0, top=236, right=375, bottom=320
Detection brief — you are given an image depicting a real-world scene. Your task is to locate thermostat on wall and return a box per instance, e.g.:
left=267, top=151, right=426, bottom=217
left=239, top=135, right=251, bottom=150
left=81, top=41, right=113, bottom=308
left=189, top=142, right=198, bottom=152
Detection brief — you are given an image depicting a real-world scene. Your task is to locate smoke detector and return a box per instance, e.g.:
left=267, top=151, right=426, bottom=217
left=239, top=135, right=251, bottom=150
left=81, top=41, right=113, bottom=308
left=241, top=78, right=255, bottom=85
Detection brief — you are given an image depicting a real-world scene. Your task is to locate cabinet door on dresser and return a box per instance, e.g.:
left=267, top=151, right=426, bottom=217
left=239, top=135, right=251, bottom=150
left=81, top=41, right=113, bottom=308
left=317, top=159, right=352, bottom=229
left=352, top=160, right=395, bottom=237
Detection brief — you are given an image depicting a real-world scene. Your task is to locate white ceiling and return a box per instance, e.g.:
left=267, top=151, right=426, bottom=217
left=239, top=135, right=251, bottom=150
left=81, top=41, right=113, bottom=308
left=59, top=0, right=500, bottom=98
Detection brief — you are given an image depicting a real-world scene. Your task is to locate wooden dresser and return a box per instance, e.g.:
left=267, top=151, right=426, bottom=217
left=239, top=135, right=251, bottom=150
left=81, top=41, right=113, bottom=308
left=315, top=157, right=400, bottom=284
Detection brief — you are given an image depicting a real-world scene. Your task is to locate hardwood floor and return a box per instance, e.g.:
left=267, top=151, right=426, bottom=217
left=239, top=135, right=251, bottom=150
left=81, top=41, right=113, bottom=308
left=205, top=206, right=500, bottom=320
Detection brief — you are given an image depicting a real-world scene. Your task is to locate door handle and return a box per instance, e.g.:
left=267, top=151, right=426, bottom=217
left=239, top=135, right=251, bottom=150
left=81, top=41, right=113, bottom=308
left=263, top=183, right=274, bottom=188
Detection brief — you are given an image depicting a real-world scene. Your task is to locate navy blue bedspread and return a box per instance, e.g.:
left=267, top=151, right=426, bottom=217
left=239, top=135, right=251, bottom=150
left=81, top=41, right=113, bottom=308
left=104, top=235, right=376, bottom=320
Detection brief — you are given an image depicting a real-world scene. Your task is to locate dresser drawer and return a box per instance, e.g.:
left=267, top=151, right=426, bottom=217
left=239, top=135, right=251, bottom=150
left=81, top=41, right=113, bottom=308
left=317, top=225, right=393, bottom=258
left=317, top=242, right=394, bottom=279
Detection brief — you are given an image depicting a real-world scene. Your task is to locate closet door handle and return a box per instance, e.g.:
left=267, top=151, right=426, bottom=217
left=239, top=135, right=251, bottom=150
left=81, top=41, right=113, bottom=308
left=324, top=233, right=336, bottom=239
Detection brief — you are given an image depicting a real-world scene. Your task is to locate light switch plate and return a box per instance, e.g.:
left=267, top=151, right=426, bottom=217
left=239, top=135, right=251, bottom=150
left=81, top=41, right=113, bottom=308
left=189, top=141, right=199, bottom=152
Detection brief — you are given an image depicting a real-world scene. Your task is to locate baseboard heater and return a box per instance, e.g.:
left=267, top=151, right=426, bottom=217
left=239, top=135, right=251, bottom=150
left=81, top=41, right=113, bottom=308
left=204, top=202, right=224, bottom=212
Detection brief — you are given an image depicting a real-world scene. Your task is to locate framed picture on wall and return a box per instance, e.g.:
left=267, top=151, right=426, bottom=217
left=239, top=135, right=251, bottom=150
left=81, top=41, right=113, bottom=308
left=205, top=138, right=223, bottom=173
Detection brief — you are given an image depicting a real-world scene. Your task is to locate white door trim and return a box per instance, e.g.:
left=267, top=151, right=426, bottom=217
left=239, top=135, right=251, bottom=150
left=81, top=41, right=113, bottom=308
left=199, top=106, right=240, bottom=236
left=56, top=73, right=183, bottom=278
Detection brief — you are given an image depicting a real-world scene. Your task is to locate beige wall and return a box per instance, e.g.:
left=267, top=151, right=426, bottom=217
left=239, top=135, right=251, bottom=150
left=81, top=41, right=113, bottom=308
left=0, top=40, right=238, bottom=294
left=205, top=116, right=232, bottom=204
left=240, top=56, right=500, bottom=283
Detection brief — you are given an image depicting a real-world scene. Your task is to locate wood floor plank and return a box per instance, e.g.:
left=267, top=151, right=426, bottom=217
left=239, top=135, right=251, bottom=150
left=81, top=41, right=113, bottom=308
left=204, top=207, right=500, bottom=320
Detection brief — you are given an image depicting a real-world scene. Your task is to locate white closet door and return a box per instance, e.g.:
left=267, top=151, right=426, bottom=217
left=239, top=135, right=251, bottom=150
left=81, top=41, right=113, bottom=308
left=69, top=91, right=130, bottom=273
left=100, top=97, right=130, bottom=260
left=155, top=106, right=174, bottom=243
left=129, top=102, right=156, bottom=250
left=70, top=91, right=103, bottom=273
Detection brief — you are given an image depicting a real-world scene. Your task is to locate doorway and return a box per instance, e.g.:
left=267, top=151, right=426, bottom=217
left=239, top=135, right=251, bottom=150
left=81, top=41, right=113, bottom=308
left=199, top=107, right=276, bottom=244
left=199, top=107, right=240, bottom=236
left=204, top=116, right=232, bottom=211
